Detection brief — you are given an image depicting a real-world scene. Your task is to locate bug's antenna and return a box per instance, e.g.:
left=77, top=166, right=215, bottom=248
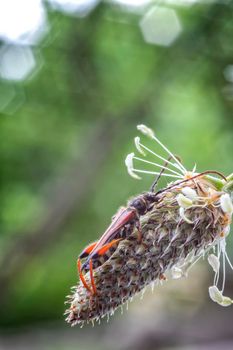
left=155, top=170, right=227, bottom=197
left=150, top=155, right=182, bottom=192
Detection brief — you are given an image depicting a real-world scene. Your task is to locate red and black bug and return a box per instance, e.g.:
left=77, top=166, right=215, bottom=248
left=76, top=153, right=178, bottom=295
left=77, top=190, right=161, bottom=295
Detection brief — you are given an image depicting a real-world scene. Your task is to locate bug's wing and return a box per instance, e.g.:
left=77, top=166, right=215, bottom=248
left=88, top=207, right=137, bottom=259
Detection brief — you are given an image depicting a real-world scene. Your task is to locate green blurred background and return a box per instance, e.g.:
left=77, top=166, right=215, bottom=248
left=0, top=0, right=233, bottom=349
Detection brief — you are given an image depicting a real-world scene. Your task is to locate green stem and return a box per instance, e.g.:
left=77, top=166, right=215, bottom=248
left=205, top=173, right=233, bottom=193
left=204, top=175, right=225, bottom=191
left=224, top=173, right=233, bottom=193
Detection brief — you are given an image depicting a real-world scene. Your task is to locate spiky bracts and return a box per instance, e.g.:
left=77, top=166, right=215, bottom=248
left=65, top=176, right=232, bottom=326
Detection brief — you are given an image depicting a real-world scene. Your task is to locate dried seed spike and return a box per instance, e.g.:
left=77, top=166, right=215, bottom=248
left=66, top=126, right=233, bottom=325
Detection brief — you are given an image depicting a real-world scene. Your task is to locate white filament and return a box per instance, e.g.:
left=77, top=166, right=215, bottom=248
left=133, top=156, right=183, bottom=177
left=137, top=124, right=187, bottom=175
left=131, top=169, right=181, bottom=178
left=137, top=142, right=185, bottom=175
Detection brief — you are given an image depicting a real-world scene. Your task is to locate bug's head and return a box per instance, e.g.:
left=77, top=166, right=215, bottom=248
left=130, top=196, right=148, bottom=215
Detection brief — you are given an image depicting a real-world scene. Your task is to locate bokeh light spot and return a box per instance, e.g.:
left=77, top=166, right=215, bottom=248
left=112, top=0, right=151, bottom=9
left=140, top=6, right=182, bottom=47
left=48, top=0, right=100, bottom=17
left=0, top=46, right=37, bottom=82
left=223, top=64, right=233, bottom=83
left=0, top=0, right=48, bottom=45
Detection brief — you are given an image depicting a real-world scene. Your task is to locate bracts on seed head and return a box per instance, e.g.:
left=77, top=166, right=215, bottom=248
left=65, top=125, right=233, bottom=326
left=65, top=175, right=232, bottom=326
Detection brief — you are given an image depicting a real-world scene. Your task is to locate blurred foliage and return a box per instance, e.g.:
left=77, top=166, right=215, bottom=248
left=0, top=1, right=233, bottom=338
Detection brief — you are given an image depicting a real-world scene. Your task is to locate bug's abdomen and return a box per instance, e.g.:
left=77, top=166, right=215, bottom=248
left=82, top=221, right=135, bottom=273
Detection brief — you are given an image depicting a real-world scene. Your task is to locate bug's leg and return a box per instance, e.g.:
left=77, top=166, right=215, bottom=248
left=88, top=239, right=122, bottom=295
left=89, top=259, right=97, bottom=295
left=79, top=241, right=98, bottom=259
left=150, top=155, right=182, bottom=192
left=92, top=238, right=122, bottom=259
left=77, top=258, right=93, bottom=294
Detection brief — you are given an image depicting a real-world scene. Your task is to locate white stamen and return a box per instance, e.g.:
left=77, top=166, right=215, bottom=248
left=222, top=250, right=226, bottom=293
left=132, top=169, right=181, bottom=178
left=179, top=207, right=193, bottom=224
left=176, top=193, right=193, bottom=208
left=220, top=296, right=233, bottom=307
left=181, top=187, right=198, bottom=201
left=220, top=193, right=233, bottom=215
left=208, top=254, right=220, bottom=274
left=225, top=251, right=233, bottom=271
left=220, top=238, right=226, bottom=254
left=209, top=286, right=233, bottom=307
left=134, top=137, right=146, bottom=156
left=223, top=225, right=231, bottom=237
left=214, top=243, right=221, bottom=286
left=125, top=153, right=141, bottom=180
left=137, top=124, right=155, bottom=139
left=209, top=285, right=224, bottom=304
left=192, top=163, right=197, bottom=173
left=137, top=142, right=184, bottom=175
left=133, top=156, right=182, bottom=177
left=137, top=124, right=187, bottom=175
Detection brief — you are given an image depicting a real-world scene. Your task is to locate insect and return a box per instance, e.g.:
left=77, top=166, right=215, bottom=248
left=77, top=149, right=187, bottom=295
left=77, top=177, right=164, bottom=295
left=77, top=158, right=226, bottom=296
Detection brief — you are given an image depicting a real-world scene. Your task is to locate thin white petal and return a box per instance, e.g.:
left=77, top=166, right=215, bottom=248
left=220, top=193, right=233, bottom=215
left=181, top=187, right=198, bottom=201
left=192, top=163, right=197, bottom=173
left=176, top=194, right=193, bottom=208
left=208, top=254, right=220, bottom=274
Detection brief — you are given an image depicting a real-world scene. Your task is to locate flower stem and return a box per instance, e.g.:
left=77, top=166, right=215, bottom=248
left=204, top=175, right=225, bottom=191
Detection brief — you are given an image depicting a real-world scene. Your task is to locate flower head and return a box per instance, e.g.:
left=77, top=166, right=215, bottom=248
left=65, top=126, right=233, bottom=327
